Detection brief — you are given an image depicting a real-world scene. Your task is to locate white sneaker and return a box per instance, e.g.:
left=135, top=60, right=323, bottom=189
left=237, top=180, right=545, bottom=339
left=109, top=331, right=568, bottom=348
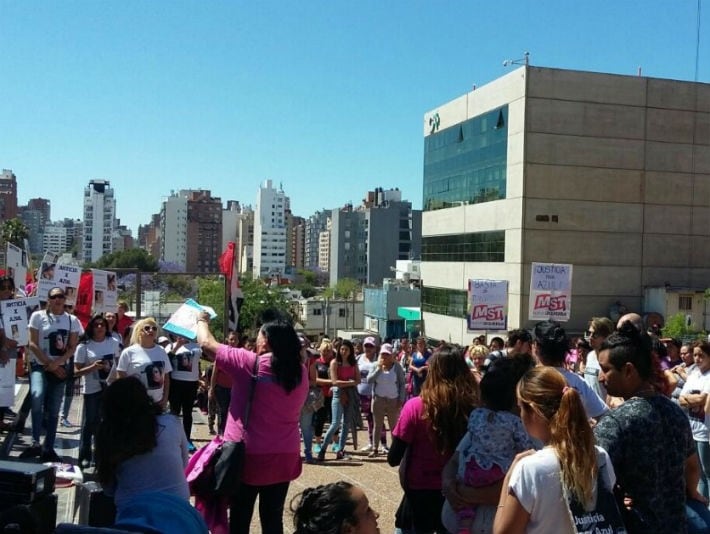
left=359, top=443, right=373, bottom=452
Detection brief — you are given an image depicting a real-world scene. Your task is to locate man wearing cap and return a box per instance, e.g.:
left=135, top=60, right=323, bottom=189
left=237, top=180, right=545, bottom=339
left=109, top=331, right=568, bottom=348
left=366, top=343, right=406, bottom=458
left=357, top=336, right=382, bottom=452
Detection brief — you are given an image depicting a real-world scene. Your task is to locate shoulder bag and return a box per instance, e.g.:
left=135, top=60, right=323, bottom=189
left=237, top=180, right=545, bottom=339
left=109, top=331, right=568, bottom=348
left=565, top=462, right=627, bottom=534
left=186, top=355, right=259, bottom=498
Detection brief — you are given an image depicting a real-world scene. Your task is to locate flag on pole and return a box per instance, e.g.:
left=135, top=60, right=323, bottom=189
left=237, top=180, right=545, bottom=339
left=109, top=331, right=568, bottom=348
left=219, top=242, right=244, bottom=332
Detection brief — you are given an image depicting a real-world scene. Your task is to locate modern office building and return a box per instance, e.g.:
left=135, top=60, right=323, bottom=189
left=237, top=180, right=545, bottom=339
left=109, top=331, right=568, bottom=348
left=237, top=207, right=254, bottom=275
left=329, top=188, right=422, bottom=286
left=253, top=179, right=289, bottom=278
left=82, top=180, right=116, bottom=264
left=421, top=65, right=710, bottom=343
left=160, top=192, right=188, bottom=268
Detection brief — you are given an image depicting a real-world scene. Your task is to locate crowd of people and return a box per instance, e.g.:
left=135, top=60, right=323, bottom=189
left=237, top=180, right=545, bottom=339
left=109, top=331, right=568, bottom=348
left=3, top=279, right=710, bottom=534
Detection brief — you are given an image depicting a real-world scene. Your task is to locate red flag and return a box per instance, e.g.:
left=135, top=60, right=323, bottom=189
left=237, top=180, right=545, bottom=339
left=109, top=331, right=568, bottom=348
left=219, top=242, right=243, bottom=332
left=74, top=271, right=94, bottom=329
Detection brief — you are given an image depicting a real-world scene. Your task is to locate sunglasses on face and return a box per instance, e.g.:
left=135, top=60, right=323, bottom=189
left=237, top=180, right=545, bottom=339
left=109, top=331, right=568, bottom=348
left=143, top=325, right=158, bottom=333
left=48, top=294, right=66, bottom=300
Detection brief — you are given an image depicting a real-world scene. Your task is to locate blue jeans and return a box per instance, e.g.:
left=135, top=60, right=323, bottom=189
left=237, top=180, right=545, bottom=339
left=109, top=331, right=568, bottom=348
left=697, top=441, right=710, bottom=500
left=321, top=387, right=350, bottom=451
left=29, top=363, right=65, bottom=452
left=299, top=409, right=314, bottom=456
left=79, top=391, right=102, bottom=464
left=687, top=498, right=710, bottom=534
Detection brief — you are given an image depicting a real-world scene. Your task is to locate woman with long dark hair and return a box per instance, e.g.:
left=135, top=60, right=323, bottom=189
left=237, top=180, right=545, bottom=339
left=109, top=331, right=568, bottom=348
left=389, top=345, right=479, bottom=533
left=197, top=312, right=308, bottom=534
left=96, top=377, right=189, bottom=513
left=74, top=314, right=120, bottom=467
left=317, top=339, right=359, bottom=461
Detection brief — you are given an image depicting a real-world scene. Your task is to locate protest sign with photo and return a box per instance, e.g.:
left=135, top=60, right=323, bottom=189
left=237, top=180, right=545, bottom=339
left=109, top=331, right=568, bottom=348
left=1, top=296, right=40, bottom=347
left=54, top=264, right=81, bottom=306
left=5, top=243, right=27, bottom=294
left=91, top=269, right=118, bottom=313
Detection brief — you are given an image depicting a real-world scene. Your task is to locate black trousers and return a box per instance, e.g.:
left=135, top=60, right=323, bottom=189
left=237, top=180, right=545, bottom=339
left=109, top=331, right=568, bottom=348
left=168, top=379, right=198, bottom=441
left=229, top=481, right=290, bottom=534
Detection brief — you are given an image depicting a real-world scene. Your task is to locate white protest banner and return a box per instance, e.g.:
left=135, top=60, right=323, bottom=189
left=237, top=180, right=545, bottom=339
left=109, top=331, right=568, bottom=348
left=54, top=264, right=81, bottom=306
left=37, top=252, right=59, bottom=301
left=468, top=279, right=508, bottom=331
left=528, top=263, right=573, bottom=321
left=163, top=299, right=218, bottom=341
left=91, top=269, right=118, bottom=313
left=1, top=296, right=40, bottom=347
left=5, top=243, right=27, bottom=294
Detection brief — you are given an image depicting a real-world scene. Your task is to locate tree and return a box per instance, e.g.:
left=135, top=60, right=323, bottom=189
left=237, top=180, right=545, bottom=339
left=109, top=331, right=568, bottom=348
left=324, top=278, right=361, bottom=299
left=661, top=312, right=703, bottom=340
left=197, top=277, right=227, bottom=342
left=0, top=218, right=29, bottom=247
left=238, top=278, right=295, bottom=336
left=90, top=248, right=159, bottom=271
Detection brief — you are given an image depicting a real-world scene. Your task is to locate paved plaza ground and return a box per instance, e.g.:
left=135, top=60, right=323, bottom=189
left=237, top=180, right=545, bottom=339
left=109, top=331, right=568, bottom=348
left=3, top=379, right=404, bottom=532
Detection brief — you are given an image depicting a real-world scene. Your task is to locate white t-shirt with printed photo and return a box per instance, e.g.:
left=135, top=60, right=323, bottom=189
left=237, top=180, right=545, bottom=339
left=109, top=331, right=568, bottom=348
left=116, top=344, right=172, bottom=403
left=75, top=338, right=121, bottom=395
left=167, top=342, right=201, bottom=382
left=28, top=310, right=82, bottom=363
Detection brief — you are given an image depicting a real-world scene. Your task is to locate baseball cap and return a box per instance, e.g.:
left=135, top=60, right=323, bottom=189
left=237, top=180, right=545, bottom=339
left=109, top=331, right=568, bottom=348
left=379, top=343, right=393, bottom=355
left=363, top=336, right=376, bottom=347
left=157, top=336, right=170, bottom=345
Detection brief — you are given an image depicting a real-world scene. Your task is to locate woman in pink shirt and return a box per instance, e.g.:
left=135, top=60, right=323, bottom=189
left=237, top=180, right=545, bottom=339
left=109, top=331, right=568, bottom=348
left=388, top=345, right=479, bottom=533
left=197, top=313, right=308, bottom=534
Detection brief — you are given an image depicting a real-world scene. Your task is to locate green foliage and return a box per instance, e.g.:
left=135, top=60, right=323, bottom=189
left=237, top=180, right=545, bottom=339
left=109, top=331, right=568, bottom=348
left=661, top=312, right=702, bottom=340
left=238, top=278, right=295, bottom=337
left=197, top=277, right=227, bottom=342
left=324, top=278, right=360, bottom=299
left=1, top=218, right=29, bottom=247
left=297, top=284, right=317, bottom=298
left=90, top=248, right=159, bottom=271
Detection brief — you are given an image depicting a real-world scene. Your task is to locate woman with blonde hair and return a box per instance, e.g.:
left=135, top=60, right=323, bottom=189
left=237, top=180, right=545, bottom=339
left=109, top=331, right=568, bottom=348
left=115, top=317, right=172, bottom=411
left=493, top=366, right=617, bottom=534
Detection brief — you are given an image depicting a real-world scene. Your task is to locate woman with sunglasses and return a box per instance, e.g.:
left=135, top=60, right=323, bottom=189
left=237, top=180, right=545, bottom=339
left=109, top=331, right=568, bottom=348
left=0, top=275, right=19, bottom=431
left=115, top=318, right=172, bottom=412
left=25, top=286, right=82, bottom=461
left=74, top=314, right=121, bottom=468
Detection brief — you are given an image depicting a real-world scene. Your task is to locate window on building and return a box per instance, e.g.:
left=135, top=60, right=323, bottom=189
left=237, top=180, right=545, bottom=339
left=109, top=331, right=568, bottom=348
left=339, top=309, right=346, bottom=318
left=313, top=308, right=322, bottom=316
left=422, top=286, right=468, bottom=318
left=422, top=231, right=504, bottom=262
left=423, top=105, right=508, bottom=211
left=679, top=295, right=693, bottom=311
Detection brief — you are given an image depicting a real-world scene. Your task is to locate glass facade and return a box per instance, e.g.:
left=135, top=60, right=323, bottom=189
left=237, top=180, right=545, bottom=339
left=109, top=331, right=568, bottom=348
left=423, top=106, right=508, bottom=211
left=422, top=231, right=504, bottom=262
left=422, top=286, right=468, bottom=318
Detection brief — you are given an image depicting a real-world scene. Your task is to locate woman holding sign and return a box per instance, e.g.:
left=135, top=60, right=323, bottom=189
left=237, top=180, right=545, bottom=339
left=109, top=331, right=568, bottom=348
left=0, top=275, right=20, bottom=431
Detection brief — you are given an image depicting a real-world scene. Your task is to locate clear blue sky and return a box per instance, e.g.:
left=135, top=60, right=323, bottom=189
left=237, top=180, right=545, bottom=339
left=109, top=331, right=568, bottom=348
left=2, top=1, right=707, bottom=234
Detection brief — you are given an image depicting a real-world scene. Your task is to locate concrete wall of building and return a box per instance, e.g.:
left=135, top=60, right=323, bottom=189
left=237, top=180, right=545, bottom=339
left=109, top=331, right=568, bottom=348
left=422, top=66, right=710, bottom=344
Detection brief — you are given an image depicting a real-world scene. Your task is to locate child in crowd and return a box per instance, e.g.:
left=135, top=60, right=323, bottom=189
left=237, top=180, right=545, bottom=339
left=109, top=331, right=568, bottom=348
left=454, top=356, right=535, bottom=534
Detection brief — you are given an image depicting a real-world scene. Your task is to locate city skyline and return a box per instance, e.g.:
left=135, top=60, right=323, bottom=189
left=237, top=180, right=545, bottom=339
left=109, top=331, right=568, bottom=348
left=3, top=1, right=708, bottom=233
